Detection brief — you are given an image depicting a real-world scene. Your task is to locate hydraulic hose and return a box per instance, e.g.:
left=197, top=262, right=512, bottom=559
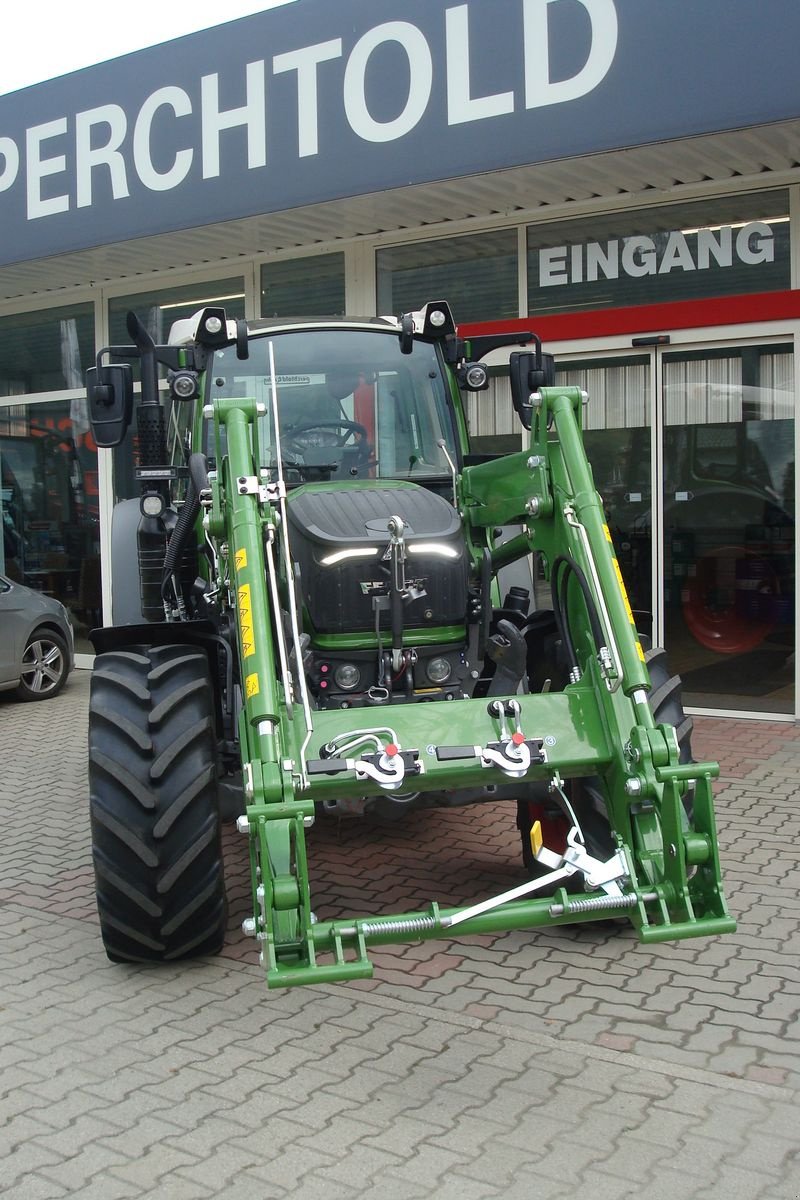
left=161, top=453, right=208, bottom=600
left=551, top=554, right=606, bottom=677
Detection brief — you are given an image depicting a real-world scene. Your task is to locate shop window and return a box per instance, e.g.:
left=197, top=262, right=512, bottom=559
left=260, top=254, right=345, bottom=317
left=527, top=190, right=790, bottom=317
left=108, top=277, right=245, bottom=348
left=377, top=230, right=518, bottom=324
left=0, top=304, right=94, bottom=396
left=0, top=398, right=100, bottom=654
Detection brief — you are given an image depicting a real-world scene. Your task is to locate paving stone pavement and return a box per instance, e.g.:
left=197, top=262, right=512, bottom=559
left=1, top=670, right=799, bottom=1199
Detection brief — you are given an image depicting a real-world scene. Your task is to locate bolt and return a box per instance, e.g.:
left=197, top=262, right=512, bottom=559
left=625, top=777, right=642, bottom=796
left=530, top=392, right=543, bottom=407
left=242, top=917, right=257, bottom=936
left=236, top=815, right=250, bottom=834
left=303, top=814, right=315, bottom=828
left=527, top=455, right=544, bottom=469
left=668, top=843, right=678, bottom=858
left=526, top=497, right=540, bottom=516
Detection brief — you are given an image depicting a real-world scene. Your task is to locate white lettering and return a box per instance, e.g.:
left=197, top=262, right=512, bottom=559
left=621, top=236, right=656, bottom=277
left=133, top=87, right=194, bottom=192
left=75, top=104, right=129, bottom=208
left=201, top=61, right=266, bottom=178
left=570, top=243, right=583, bottom=283
left=273, top=39, right=343, bottom=158
left=524, top=0, right=618, bottom=109
left=658, top=231, right=696, bottom=274
left=446, top=6, right=514, bottom=124
left=586, top=239, right=618, bottom=281
left=26, top=119, right=69, bottom=219
left=539, top=246, right=568, bottom=286
left=696, top=227, right=732, bottom=269
left=344, top=21, right=432, bottom=143
left=0, top=136, right=19, bottom=192
left=537, top=223, right=777, bottom=288
left=736, top=221, right=774, bottom=265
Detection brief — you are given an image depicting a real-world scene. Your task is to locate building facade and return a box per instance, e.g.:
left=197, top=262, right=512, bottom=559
left=1, top=0, right=798, bottom=718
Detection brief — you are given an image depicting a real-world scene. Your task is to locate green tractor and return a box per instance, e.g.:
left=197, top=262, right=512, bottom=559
left=85, top=300, right=734, bottom=987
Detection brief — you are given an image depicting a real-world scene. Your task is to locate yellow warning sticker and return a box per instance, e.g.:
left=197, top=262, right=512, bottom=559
left=237, top=583, right=256, bottom=657
left=245, top=673, right=260, bottom=698
left=235, top=548, right=247, bottom=570
left=612, top=558, right=635, bottom=624
left=635, top=639, right=646, bottom=662
left=603, top=523, right=613, bottom=542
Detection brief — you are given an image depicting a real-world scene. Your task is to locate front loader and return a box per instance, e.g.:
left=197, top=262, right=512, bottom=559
left=85, top=300, right=734, bottom=988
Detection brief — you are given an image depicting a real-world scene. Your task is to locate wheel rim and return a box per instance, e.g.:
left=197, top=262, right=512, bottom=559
left=20, top=638, right=64, bottom=694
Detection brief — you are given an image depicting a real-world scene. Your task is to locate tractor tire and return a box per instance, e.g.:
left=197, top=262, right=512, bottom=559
left=645, top=646, right=693, bottom=764
left=517, top=645, right=693, bottom=874
left=89, top=644, right=227, bottom=962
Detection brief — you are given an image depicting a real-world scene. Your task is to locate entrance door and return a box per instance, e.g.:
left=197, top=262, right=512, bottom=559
left=556, top=338, right=795, bottom=716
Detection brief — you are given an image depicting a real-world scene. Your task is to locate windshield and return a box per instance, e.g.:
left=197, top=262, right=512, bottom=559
left=208, top=328, right=457, bottom=483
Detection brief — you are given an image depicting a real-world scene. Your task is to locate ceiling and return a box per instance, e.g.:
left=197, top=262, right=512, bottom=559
left=1, top=120, right=798, bottom=305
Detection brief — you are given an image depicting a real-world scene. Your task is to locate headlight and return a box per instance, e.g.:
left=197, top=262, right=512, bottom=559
left=426, top=657, right=452, bottom=684
left=334, top=663, right=361, bottom=691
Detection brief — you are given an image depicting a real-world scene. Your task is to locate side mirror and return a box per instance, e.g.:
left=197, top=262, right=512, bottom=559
left=86, top=363, right=134, bottom=447
left=509, top=346, right=555, bottom=430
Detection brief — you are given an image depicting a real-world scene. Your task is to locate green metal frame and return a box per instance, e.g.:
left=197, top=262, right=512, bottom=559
left=205, top=383, right=734, bottom=989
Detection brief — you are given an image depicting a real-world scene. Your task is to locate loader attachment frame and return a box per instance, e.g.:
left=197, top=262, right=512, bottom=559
left=210, top=379, right=734, bottom=989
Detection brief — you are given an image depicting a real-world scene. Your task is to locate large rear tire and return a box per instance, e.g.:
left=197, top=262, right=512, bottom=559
left=89, top=645, right=227, bottom=962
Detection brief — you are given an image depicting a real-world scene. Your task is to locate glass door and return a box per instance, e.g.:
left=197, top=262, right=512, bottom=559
left=660, top=343, right=794, bottom=714
left=556, top=338, right=795, bottom=717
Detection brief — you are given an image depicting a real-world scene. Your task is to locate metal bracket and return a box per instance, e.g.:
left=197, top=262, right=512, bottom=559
left=444, top=826, right=626, bottom=928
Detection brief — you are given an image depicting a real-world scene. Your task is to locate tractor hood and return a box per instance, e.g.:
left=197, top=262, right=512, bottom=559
left=286, top=481, right=468, bottom=636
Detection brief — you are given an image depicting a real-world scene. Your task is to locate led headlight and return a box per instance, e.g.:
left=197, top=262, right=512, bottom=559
left=170, top=370, right=199, bottom=400
left=429, top=309, right=446, bottom=327
left=334, top=663, right=361, bottom=691
left=426, top=657, right=452, bottom=684
left=140, top=492, right=166, bottom=518
left=464, top=363, right=489, bottom=389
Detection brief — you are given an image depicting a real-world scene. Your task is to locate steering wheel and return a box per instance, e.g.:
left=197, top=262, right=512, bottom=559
left=283, top=419, right=371, bottom=460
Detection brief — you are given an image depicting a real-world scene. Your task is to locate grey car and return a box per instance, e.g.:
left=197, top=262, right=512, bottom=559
left=0, top=574, right=75, bottom=701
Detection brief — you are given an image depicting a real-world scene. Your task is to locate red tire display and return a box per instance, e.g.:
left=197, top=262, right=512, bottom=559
left=681, top=545, right=779, bottom=655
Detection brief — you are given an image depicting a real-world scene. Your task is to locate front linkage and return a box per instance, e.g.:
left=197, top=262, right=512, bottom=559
left=211, top=383, right=734, bottom=989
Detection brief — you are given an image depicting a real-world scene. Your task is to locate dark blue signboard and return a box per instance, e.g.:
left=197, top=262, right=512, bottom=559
left=0, top=0, right=798, bottom=266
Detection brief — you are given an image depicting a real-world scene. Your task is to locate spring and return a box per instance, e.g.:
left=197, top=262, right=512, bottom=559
left=549, top=893, right=639, bottom=917
left=360, top=916, right=439, bottom=939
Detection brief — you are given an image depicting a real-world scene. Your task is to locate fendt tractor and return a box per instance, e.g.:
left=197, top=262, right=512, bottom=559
left=85, top=300, right=735, bottom=988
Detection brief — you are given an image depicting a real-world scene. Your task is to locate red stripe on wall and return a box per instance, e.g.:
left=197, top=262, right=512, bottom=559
left=460, top=290, right=800, bottom=343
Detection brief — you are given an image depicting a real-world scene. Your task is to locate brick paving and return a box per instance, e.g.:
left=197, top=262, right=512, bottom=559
left=1, top=669, right=799, bottom=1198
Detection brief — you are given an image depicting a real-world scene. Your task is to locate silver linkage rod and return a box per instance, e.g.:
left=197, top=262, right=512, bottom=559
left=267, top=340, right=315, bottom=786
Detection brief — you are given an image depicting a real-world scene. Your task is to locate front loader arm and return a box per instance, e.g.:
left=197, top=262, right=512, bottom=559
left=460, top=385, right=734, bottom=939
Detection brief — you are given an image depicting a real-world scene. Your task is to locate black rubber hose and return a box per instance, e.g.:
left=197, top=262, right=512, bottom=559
left=550, top=558, right=579, bottom=675
left=160, top=453, right=208, bottom=600
left=551, top=554, right=607, bottom=673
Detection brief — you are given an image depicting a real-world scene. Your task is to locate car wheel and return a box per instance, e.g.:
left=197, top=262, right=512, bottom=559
left=13, top=629, right=70, bottom=701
